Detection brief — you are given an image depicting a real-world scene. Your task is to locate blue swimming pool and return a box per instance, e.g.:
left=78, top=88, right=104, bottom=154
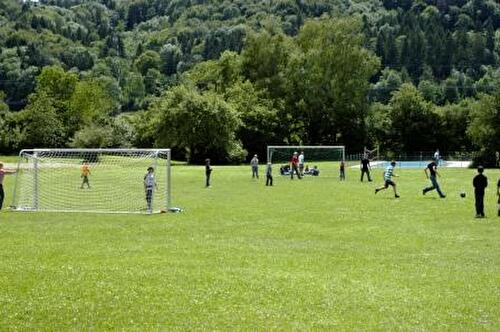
left=374, top=160, right=448, bottom=169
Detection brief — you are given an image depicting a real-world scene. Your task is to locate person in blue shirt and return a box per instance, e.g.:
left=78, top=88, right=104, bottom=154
left=375, top=160, right=400, bottom=198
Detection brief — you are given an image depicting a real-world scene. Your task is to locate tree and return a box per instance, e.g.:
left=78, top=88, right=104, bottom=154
left=19, top=91, right=65, bottom=148
left=134, top=50, right=161, bottom=76
left=60, top=47, right=94, bottom=71
left=144, top=68, right=162, bottom=94
left=371, top=69, right=404, bottom=104
left=67, top=79, right=114, bottom=135
left=435, top=101, right=472, bottom=152
left=366, top=102, right=392, bottom=151
left=467, top=92, right=500, bottom=166
left=418, top=79, right=442, bottom=105
left=34, top=65, right=78, bottom=112
left=387, top=83, right=440, bottom=152
left=226, top=80, right=280, bottom=159
left=70, top=124, right=114, bottom=148
left=160, top=44, right=183, bottom=76
left=241, top=28, right=292, bottom=98
left=0, top=91, right=23, bottom=154
left=146, top=85, right=245, bottom=163
left=291, top=18, right=380, bottom=148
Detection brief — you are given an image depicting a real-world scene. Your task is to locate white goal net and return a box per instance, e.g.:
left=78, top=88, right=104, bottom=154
left=10, top=149, right=171, bottom=214
left=267, top=145, right=345, bottom=177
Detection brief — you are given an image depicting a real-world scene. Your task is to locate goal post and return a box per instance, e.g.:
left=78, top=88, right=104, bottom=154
left=267, top=145, right=345, bottom=177
left=10, top=148, right=171, bottom=214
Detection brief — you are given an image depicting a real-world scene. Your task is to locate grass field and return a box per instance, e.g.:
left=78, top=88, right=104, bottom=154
left=1, top=163, right=500, bottom=330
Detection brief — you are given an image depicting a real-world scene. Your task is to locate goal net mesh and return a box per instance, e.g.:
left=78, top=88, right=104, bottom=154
left=11, top=149, right=170, bottom=214
left=267, top=146, right=345, bottom=177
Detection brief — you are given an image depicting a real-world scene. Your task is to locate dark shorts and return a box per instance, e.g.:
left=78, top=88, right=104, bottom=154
left=146, top=188, right=153, bottom=201
left=385, top=179, right=395, bottom=187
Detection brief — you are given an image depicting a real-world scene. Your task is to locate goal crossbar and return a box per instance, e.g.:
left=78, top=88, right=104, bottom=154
left=267, top=145, right=345, bottom=162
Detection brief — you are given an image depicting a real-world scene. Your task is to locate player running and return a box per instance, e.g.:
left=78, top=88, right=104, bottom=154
left=375, top=160, right=400, bottom=198
left=423, top=160, right=445, bottom=198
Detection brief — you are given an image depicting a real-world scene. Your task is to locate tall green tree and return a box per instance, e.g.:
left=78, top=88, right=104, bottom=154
left=387, top=83, right=440, bottom=152
left=467, top=92, right=500, bottom=165
left=146, top=85, right=245, bottom=163
left=67, top=79, right=114, bottom=135
left=291, top=18, right=380, bottom=148
left=19, top=91, right=65, bottom=148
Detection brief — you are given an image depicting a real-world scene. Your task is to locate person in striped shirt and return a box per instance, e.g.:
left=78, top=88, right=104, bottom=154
left=375, top=160, right=400, bottom=198
left=144, top=166, right=158, bottom=212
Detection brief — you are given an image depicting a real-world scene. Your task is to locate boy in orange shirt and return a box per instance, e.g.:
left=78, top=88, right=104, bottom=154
left=80, top=160, right=91, bottom=189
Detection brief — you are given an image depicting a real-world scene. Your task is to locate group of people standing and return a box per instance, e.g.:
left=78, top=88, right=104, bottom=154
left=250, top=154, right=274, bottom=186
left=251, top=151, right=316, bottom=186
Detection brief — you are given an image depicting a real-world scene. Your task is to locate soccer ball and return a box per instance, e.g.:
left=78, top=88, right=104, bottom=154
left=460, top=192, right=466, bottom=198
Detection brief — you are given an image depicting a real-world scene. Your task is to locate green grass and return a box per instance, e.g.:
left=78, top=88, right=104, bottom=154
left=1, top=164, right=500, bottom=330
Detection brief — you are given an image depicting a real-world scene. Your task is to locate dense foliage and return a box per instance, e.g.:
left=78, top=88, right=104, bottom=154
left=0, top=0, right=499, bottom=163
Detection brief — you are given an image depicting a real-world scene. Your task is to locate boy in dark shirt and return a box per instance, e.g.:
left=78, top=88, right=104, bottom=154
left=265, top=162, right=273, bottom=186
left=360, top=156, right=372, bottom=182
left=205, top=158, right=212, bottom=188
left=423, top=160, right=445, bottom=198
left=473, top=166, right=487, bottom=218
left=339, top=160, right=346, bottom=181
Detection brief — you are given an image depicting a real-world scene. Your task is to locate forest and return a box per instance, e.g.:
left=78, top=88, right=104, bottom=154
left=0, top=0, right=499, bottom=164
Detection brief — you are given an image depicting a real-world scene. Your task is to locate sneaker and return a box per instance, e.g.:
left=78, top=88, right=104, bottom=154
left=422, top=189, right=426, bottom=195
left=395, top=194, right=400, bottom=198
left=375, top=189, right=379, bottom=194
left=475, top=214, right=482, bottom=218
left=440, top=195, right=446, bottom=198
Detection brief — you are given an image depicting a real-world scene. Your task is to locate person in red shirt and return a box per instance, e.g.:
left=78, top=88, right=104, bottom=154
left=290, top=152, right=302, bottom=180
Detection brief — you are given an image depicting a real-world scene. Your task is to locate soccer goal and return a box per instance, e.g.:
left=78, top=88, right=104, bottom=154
left=10, top=149, right=171, bottom=214
left=267, top=145, right=345, bottom=177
